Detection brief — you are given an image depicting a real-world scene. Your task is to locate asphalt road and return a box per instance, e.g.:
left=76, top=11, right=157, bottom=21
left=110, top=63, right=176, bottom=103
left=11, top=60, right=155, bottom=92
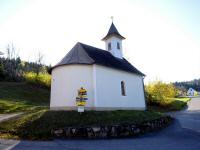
left=0, top=98, right=200, bottom=150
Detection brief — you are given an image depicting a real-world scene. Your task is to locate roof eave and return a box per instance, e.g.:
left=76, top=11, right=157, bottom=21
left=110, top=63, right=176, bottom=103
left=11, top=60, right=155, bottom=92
left=50, top=63, right=94, bottom=74
left=101, top=34, right=126, bottom=41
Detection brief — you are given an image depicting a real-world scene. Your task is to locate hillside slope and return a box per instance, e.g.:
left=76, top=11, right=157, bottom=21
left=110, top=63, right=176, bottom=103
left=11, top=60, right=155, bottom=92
left=0, top=82, right=50, bottom=114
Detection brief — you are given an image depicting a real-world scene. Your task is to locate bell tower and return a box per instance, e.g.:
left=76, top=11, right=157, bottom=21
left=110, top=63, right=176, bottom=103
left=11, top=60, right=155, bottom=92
left=102, top=21, right=125, bottom=59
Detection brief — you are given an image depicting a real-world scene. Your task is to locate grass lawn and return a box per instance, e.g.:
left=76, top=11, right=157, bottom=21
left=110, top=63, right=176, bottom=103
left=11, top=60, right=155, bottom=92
left=170, top=97, right=191, bottom=102
left=0, top=110, right=165, bottom=140
left=0, top=82, right=50, bottom=114
left=0, top=82, right=170, bottom=140
left=148, top=97, right=191, bottom=112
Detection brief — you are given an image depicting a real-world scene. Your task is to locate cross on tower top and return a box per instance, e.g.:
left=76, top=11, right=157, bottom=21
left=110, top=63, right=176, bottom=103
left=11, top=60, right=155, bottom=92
left=111, top=16, right=114, bottom=22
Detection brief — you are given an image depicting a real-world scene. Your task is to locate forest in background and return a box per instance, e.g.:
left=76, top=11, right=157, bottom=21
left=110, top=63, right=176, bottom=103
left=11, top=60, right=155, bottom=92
left=174, top=79, right=200, bottom=92
left=0, top=44, right=51, bottom=88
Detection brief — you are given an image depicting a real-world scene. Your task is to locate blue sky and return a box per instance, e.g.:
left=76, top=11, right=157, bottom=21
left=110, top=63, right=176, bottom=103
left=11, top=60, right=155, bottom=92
left=0, top=0, right=28, bottom=23
left=144, top=0, right=200, bottom=39
left=0, top=0, right=199, bottom=83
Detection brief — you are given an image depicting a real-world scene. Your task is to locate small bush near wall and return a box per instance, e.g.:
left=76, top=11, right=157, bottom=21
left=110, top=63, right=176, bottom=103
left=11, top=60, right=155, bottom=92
left=24, top=72, right=51, bottom=88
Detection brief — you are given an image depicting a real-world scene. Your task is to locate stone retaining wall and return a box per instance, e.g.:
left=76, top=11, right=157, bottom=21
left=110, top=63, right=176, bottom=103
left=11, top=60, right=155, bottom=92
left=52, top=116, right=173, bottom=139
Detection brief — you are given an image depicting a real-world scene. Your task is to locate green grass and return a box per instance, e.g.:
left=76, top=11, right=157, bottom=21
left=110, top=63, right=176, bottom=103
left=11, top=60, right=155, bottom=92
left=0, top=81, right=168, bottom=140
left=0, top=82, right=50, bottom=114
left=169, top=98, right=191, bottom=102
left=0, top=110, right=165, bottom=140
left=148, top=97, right=191, bottom=112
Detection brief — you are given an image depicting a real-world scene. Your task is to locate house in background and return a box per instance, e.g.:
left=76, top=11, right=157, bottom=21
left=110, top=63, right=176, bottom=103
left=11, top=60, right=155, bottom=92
left=187, top=88, right=198, bottom=96
left=0, top=51, right=3, bottom=55
left=50, top=22, right=146, bottom=110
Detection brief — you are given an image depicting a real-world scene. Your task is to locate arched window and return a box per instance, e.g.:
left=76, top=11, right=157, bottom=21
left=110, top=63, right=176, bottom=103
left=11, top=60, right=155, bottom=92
left=108, top=42, right=111, bottom=50
left=117, top=42, right=120, bottom=49
left=121, top=81, right=126, bottom=96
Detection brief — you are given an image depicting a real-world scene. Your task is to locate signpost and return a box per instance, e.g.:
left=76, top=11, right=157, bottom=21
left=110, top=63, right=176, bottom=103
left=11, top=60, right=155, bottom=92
left=76, top=87, right=87, bottom=113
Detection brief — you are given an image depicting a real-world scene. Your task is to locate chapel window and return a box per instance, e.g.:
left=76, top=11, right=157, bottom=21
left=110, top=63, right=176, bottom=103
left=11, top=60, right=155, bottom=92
left=117, top=42, right=120, bottom=49
left=121, top=81, right=126, bottom=96
left=108, top=42, right=111, bottom=50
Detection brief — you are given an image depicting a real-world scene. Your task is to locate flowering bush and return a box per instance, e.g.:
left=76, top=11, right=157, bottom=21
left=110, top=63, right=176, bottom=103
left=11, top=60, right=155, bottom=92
left=24, top=72, right=51, bottom=88
left=145, top=81, right=177, bottom=106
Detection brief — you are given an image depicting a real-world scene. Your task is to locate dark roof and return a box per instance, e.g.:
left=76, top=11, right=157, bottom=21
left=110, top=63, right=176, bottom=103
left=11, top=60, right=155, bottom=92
left=52, top=42, right=145, bottom=76
left=102, top=22, right=125, bottom=41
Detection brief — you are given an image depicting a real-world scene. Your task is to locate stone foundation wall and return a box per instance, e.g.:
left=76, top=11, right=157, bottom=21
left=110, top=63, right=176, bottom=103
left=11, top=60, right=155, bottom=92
left=52, top=116, right=173, bottom=139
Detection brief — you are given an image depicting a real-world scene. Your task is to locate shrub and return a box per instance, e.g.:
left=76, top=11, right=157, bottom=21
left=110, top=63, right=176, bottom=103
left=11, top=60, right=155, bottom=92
left=145, top=81, right=177, bottom=106
left=24, top=72, right=51, bottom=88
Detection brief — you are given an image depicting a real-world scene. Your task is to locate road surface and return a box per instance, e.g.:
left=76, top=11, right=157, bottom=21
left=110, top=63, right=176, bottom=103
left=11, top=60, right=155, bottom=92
left=0, top=98, right=200, bottom=150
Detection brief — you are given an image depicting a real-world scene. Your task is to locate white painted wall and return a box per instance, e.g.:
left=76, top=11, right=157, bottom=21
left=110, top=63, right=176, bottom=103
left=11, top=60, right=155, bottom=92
left=94, top=65, right=146, bottom=110
left=105, top=36, right=123, bottom=59
left=50, top=65, right=94, bottom=109
left=50, top=64, right=146, bottom=110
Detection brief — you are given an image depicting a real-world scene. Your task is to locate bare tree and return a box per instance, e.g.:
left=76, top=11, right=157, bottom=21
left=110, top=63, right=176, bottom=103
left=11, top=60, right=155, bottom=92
left=4, top=43, right=21, bottom=80
left=6, top=43, right=19, bottom=60
left=6, top=44, right=11, bottom=60
left=35, top=51, right=44, bottom=75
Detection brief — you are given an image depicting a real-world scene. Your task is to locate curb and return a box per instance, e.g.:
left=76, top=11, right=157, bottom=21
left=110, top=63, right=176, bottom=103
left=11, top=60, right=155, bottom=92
left=52, top=116, right=173, bottom=139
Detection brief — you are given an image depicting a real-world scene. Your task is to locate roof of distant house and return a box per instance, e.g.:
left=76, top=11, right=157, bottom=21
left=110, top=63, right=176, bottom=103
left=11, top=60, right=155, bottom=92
left=52, top=42, right=145, bottom=76
left=188, top=88, right=196, bottom=91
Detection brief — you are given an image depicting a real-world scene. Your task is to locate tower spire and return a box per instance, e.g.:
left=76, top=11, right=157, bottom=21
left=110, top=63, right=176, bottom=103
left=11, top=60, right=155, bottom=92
left=102, top=21, right=125, bottom=59
left=102, top=22, right=125, bottom=41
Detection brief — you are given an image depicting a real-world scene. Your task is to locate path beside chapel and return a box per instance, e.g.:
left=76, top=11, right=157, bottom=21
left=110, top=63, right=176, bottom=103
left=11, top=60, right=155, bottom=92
left=0, top=113, right=22, bottom=123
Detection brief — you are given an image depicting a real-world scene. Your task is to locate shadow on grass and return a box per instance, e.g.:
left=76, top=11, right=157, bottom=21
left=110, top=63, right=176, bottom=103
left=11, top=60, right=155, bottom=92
left=0, top=82, right=50, bottom=114
left=168, top=100, right=187, bottom=111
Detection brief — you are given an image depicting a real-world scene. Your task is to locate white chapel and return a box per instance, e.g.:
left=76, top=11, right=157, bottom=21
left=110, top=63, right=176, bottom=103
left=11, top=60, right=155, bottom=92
left=50, top=22, right=146, bottom=110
